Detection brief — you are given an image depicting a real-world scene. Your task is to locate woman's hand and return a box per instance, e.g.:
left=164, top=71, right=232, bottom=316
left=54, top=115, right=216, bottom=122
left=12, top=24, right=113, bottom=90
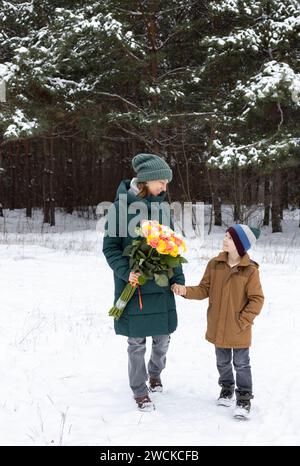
left=129, top=271, right=141, bottom=285
left=171, top=283, right=186, bottom=296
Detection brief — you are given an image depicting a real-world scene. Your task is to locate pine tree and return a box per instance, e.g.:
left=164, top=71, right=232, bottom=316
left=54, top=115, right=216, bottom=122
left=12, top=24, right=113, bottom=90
left=197, top=0, right=300, bottom=230
left=201, top=0, right=300, bottom=169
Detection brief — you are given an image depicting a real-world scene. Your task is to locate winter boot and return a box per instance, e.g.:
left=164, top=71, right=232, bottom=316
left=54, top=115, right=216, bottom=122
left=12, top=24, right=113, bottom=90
left=135, top=394, right=155, bottom=412
left=217, top=384, right=235, bottom=407
left=149, top=376, right=163, bottom=393
left=233, top=391, right=253, bottom=419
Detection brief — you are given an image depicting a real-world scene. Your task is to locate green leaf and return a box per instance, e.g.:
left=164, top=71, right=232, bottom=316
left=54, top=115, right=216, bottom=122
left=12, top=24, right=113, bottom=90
left=129, top=258, right=134, bottom=268
left=140, top=267, right=152, bottom=278
left=158, top=264, right=169, bottom=271
left=144, top=262, right=156, bottom=270
left=137, top=250, right=147, bottom=259
left=167, top=268, right=174, bottom=279
left=132, top=239, right=142, bottom=247
left=140, top=242, right=151, bottom=253
left=154, top=273, right=169, bottom=287
left=145, top=270, right=154, bottom=279
left=159, top=256, right=167, bottom=264
left=138, top=274, right=148, bottom=285
left=122, top=245, right=133, bottom=257
left=179, top=257, right=188, bottom=264
left=131, top=245, right=140, bottom=256
left=165, top=256, right=180, bottom=268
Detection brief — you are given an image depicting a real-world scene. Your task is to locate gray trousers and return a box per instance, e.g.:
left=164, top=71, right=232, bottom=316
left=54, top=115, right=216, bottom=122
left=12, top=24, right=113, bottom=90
left=127, top=335, right=171, bottom=397
left=215, top=347, right=253, bottom=394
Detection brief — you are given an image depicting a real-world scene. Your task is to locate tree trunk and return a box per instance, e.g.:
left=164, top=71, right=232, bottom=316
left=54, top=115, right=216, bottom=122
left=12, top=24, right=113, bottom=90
left=42, top=138, right=50, bottom=224
left=214, top=195, right=222, bottom=226
left=49, top=137, right=55, bottom=226
left=65, top=139, right=74, bottom=214
left=31, top=140, right=38, bottom=209
left=208, top=168, right=222, bottom=227
left=0, top=139, right=3, bottom=216
left=280, top=168, right=289, bottom=214
left=24, top=140, right=32, bottom=218
left=298, top=166, right=300, bottom=228
left=233, top=166, right=242, bottom=222
left=213, top=169, right=222, bottom=226
left=263, top=176, right=270, bottom=226
left=147, top=3, right=160, bottom=153
left=88, top=145, right=96, bottom=212
left=271, top=169, right=282, bottom=233
left=8, top=143, right=17, bottom=210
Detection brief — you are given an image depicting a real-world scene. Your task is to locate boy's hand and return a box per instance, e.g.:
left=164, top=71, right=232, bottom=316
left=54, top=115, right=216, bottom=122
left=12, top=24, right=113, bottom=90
left=171, top=283, right=186, bottom=296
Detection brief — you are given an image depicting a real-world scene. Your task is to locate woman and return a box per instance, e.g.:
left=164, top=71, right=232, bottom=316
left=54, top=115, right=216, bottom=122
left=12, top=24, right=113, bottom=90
left=102, top=153, right=185, bottom=411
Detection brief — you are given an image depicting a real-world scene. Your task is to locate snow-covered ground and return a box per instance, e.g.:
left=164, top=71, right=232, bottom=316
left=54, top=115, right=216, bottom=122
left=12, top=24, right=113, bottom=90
left=1, top=208, right=300, bottom=446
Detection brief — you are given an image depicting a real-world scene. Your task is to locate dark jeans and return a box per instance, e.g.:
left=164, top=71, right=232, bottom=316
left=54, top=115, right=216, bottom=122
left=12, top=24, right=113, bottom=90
left=127, top=335, right=171, bottom=397
left=215, top=347, right=253, bottom=395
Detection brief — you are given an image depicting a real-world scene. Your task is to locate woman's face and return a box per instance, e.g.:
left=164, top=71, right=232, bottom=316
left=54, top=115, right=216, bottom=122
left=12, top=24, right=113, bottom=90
left=223, top=231, right=238, bottom=255
left=146, top=179, right=168, bottom=196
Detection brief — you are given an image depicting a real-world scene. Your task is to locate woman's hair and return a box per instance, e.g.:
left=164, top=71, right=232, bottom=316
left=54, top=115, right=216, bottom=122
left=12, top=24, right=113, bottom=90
left=137, top=181, right=150, bottom=198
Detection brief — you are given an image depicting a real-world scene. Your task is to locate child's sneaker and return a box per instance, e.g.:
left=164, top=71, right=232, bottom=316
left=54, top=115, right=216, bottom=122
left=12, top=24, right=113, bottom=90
left=135, top=394, right=155, bottom=412
left=217, top=384, right=234, bottom=407
left=149, top=376, right=163, bottom=393
left=233, top=391, right=252, bottom=419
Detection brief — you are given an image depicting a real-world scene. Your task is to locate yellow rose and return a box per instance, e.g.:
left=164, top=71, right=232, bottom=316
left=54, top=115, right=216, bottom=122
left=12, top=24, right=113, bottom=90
left=156, top=239, right=167, bottom=254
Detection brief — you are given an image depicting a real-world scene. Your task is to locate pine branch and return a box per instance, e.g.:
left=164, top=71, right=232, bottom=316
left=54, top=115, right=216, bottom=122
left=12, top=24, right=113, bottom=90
left=95, top=92, right=147, bottom=115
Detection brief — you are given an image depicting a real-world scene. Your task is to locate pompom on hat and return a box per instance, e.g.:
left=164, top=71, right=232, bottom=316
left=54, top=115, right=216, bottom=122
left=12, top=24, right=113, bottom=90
left=132, top=153, right=173, bottom=182
left=227, top=224, right=261, bottom=256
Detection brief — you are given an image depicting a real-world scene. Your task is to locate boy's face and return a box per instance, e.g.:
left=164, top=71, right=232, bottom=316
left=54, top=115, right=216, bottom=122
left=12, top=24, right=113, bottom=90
left=223, top=232, right=239, bottom=255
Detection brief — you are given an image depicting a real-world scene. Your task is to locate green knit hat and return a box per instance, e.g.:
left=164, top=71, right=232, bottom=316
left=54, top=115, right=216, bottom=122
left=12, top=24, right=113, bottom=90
left=132, top=153, right=173, bottom=182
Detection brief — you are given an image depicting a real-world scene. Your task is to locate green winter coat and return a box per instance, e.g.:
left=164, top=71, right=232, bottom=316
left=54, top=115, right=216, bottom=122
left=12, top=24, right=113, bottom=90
left=102, top=180, right=185, bottom=338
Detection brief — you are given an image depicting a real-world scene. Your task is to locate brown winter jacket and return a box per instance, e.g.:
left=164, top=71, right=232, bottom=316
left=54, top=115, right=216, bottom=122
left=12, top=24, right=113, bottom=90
left=184, top=252, right=264, bottom=348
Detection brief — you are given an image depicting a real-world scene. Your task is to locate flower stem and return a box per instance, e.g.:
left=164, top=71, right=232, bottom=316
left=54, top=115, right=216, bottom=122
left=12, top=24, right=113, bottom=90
left=108, top=283, right=137, bottom=320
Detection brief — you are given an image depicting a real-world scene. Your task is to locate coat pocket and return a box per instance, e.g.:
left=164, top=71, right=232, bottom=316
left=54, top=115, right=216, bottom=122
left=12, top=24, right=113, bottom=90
left=234, top=311, right=244, bottom=333
left=206, top=304, right=212, bottom=322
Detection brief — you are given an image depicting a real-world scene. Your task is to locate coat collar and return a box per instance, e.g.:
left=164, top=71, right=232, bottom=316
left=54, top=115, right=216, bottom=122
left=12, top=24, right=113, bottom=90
left=215, top=251, right=256, bottom=267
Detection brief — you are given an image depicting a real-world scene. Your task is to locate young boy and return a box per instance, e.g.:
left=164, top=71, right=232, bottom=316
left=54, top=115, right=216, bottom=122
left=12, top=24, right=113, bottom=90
left=171, top=224, right=264, bottom=419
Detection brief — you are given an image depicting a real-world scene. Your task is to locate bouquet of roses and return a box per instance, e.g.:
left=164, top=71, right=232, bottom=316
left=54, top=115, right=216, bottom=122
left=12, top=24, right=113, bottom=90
left=108, top=220, right=187, bottom=320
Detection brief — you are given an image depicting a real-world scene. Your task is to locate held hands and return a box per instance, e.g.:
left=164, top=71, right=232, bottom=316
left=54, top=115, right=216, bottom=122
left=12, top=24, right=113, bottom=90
left=171, top=283, right=187, bottom=296
left=129, top=273, right=187, bottom=296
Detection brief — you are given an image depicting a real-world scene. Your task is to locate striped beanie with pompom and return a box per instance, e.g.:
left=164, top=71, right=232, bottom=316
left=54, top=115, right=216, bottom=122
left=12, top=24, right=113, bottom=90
left=227, top=224, right=261, bottom=256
